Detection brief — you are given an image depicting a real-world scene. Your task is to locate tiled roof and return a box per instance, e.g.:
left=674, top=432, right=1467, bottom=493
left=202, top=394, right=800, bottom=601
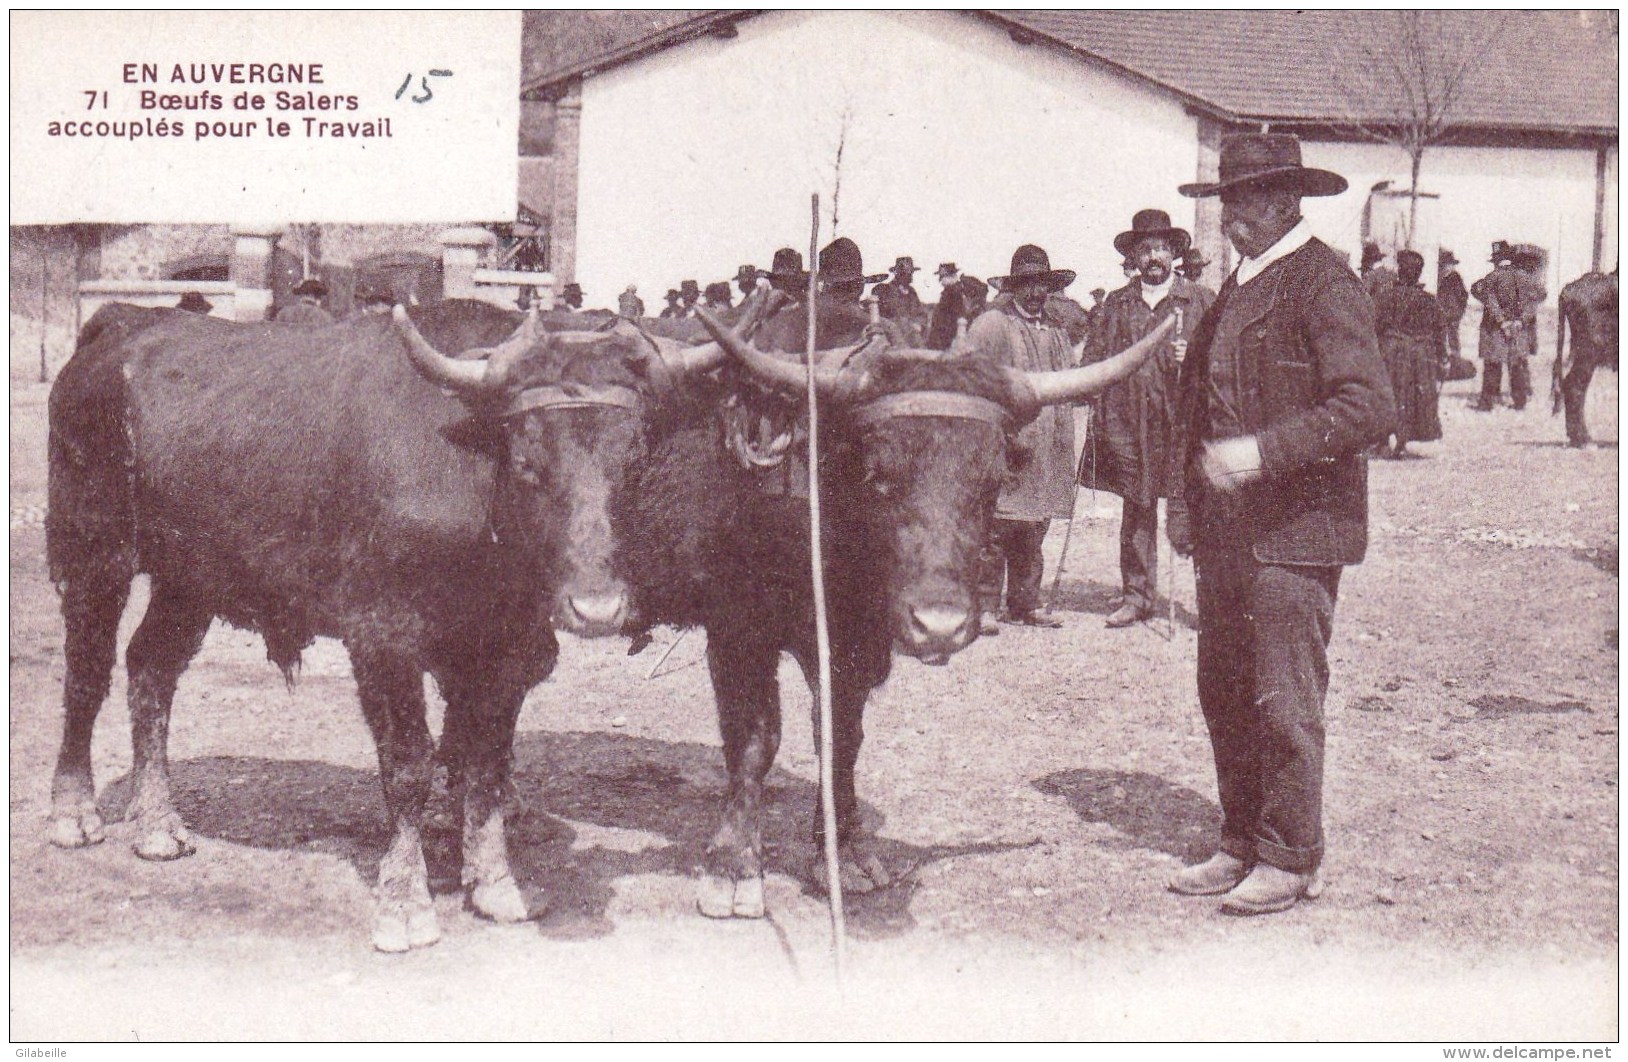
left=523, top=9, right=1618, bottom=134
left=991, top=9, right=1618, bottom=135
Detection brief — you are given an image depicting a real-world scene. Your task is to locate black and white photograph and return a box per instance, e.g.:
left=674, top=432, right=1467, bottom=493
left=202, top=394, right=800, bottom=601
left=8, top=8, right=1619, bottom=1044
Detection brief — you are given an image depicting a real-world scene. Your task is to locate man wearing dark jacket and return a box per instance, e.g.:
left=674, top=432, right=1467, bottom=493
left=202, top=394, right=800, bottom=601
left=1436, top=249, right=1468, bottom=359
left=1081, top=208, right=1215, bottom=627
left=1168, top=133, right=1394, bottom=915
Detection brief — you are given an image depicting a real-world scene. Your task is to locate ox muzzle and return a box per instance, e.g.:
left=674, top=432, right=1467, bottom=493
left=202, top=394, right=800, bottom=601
left=852, top=391, right=1010, bottom=666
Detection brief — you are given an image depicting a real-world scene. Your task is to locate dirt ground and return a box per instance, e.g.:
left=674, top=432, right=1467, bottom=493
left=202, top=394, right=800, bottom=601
left=8, top=360, right=1619, bottom=1041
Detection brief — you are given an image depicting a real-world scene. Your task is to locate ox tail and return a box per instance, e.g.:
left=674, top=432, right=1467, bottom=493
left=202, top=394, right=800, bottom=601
left=1552, top=299, right=1569, bottom=416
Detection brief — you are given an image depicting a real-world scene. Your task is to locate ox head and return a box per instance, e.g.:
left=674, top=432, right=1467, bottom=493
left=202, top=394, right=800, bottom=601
left=697, top=302, right=1172, bottom=664
left=392, top=304, right=731, bottom=637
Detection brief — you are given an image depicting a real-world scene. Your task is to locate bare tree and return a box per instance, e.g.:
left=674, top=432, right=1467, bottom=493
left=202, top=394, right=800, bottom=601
left=827, top=100, right=855, bottom=236
left=1335, top=11, right=1508, bottom=247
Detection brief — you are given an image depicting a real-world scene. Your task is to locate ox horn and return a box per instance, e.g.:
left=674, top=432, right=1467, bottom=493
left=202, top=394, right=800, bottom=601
left=1015, top=315, right=1178, bottom=408
left=671, top=287, right=791, bottom=376
left=694, top=305, right=854, bottom=397
left=393, top=305, right=542, bottom=393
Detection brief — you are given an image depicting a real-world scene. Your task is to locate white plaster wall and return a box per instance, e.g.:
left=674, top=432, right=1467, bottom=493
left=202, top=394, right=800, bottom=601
left=574, top=10, right=1200, bottom=308
left=1301, top=140, right=1613, bottom=302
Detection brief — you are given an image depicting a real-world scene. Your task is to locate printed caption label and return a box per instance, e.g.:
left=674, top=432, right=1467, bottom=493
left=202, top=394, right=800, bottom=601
left=10, top=11, right=520, bottom=223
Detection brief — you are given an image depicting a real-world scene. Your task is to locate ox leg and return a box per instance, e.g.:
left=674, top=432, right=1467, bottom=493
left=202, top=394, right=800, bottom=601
left=1562, top=359, right=1598, bottom=447
left=438, top=674, right=531, bottom=925
left=806, top=679, right=896, bottom=895
left=49, top=577, right=131, bottom=849
left=698, top=628, right=782, bottom=919
left=349, top=645, right=439, bottom=953
left=125, top=584, right=212, bottom=861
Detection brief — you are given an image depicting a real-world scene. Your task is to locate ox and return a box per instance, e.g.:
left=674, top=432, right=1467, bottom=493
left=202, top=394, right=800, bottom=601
left=1553, top=271, right=1619, bottom=447
left=613, top=294, right=1170, bottom=916
left=45, top=299, right=722, bottom=950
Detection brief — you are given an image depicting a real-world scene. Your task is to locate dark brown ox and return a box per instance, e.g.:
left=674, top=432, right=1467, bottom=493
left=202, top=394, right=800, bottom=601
left=45, top=298, right=721, bottom=951
left=1554, top=270, right=1618, bottom=447
left=613, top=294, right=1170, bottom=916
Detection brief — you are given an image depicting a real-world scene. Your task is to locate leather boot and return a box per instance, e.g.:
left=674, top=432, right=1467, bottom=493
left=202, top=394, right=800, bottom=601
left=1168, top=852, right=1251, bottom=896
left=1220, top=863, right=1325, bottom=915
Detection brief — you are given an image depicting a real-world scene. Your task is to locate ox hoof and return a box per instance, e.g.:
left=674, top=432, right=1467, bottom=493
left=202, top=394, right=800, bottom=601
left=373, top=907, right=441, bottom=953
left=808, top=841, right=905, bottom=896
left=697, top=872, right=766, bottom=919
left=469, top=878, right=530, bottom=924
left=48, top=807, right=106, bottom=849
left=133, top=823, right=195, bottom=862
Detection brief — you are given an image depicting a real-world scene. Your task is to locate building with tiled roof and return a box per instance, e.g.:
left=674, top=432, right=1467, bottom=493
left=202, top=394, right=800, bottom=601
left=518, top=9, right=1617, bottom=304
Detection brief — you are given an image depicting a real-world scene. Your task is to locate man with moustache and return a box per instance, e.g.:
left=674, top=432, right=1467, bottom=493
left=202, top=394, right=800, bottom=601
left=1081, top=208, right=1214, bottom=628
left=962, top=244, right=1081, bottom=629
left=1167, top=134, right=1393, bottom=914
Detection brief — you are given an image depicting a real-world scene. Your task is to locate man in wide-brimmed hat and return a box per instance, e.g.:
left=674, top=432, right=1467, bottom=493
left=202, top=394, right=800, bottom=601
left=817, top=237, right=887, bottom=305
left=764, top=247, right=808, bottom=298
left=1436, top=249, right=1468, bottom=360
left=276, top=277, right=334, bottom=326
left=1361, top=241, right=1398, bottom=303
left=1164, top=132, right=1394, bottom=916
left=703, top=281, right=734, bottom=310
left=733, top=264, right=760, bottom=302
left=658, top=288, right=687, bottom=320
left=872, top=255, right=927, bottom=341
left=678, top=279, right=702, bottom=315
left=1470, top=239, right=1544, bottom=410
left=961, top=244, right=1080, bottom=630
left=1081, top=209, right=1215, bottom=629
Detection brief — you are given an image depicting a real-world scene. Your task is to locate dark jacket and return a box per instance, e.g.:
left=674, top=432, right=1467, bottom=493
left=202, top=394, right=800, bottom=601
left=1436, top=270, right=1468, bottom=324
left=1080, top=276, right=1215, bottom=505
left=1171, top=236, right=1394, bottom=566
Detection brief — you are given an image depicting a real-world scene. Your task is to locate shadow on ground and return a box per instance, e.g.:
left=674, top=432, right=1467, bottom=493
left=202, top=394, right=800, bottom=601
left=1051, top=578, right=1199, bottom=631
left=96, top=731, right=1028, bottom=941
left=1033, top=768, right=1219, bottom=862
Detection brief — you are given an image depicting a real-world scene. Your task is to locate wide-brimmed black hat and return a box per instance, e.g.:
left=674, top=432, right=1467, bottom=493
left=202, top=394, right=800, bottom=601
left=890, top=256, right=919, bottom=276
left=292, top=278, right=328, bottom=298
left=1490, top=240, right=1514, bottom=264
left=1361, top=242, right=1385, bottom=269
left=1178, top=133, right=1348, bottom=199
left=765, top=247, right=807, bottom=283
left=818, top=237, right=887, bottom=285
left=1114, top=209, right=1192, bottom=258
left=176, top=291, right=213, bottom=313
left=679, top=279, right=700, bottom=298
left=704, top=281, right=732, bottom=302
left=936, top=261, right=958, bottom=279
left=664, top=288, right=681, bottom=301
left=563, top=282, right=584, bottom=297
left=733, top=264, right=758, bottom=285
left=1438, top=249, right=1460, bottom=267
left=991, top=244, right=1075, bottom=292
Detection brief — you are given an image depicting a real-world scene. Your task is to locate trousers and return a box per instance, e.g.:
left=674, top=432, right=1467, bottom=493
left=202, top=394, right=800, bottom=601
left=1119, top=498, right=1158, bottom=611
left=1195, top=539, right=1340, bottom=873
left=982, top=518, right=1050, bottom=614
left=1480, top=358, right=1532, bottom=408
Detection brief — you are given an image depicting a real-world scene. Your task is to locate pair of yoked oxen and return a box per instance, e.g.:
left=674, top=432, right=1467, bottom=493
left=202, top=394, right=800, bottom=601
left=45, top=287, right=1169, bottom=950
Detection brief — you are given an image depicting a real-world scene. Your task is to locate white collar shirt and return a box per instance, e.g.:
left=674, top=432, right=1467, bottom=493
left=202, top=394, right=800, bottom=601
left=1233, top=219, right=1314, bottom=288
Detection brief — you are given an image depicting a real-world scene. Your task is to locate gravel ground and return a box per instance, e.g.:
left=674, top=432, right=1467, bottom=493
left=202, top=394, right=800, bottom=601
left=7, top=364, right=1618, bottom=1041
